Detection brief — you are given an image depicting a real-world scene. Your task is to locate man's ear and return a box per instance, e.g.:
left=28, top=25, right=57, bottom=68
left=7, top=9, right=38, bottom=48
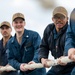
left=11, top=28, right=12, bottom=32
left=67, top=17, right=68, bottom=21
left=52, top=17, right=54, bottom=22
left=24, top=21, right=26, bottom=26
left=9, top=27, right=12, bottom=33
left=12, top=22, right=13, bottom=27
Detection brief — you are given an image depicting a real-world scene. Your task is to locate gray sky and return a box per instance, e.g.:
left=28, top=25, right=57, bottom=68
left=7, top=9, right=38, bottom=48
left=0, top=0, right=75, bottom=39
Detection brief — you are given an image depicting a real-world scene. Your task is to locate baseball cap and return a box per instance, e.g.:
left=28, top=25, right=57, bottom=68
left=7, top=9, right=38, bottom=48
left=53, top=6, right=68, bottom=17
left=12, top=13, right=25, bottom=21
left=0, top=21, right=11, bottom=28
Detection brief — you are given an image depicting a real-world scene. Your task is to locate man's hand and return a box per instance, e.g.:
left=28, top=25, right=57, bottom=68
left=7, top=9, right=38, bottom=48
left=5, top=64, right=12, bottom=72
left=20, top=63, right=28, bottom=71
left=41, top=58, right=51, bottom=68
left=68, top=48, right=75, bottom=62
left=28, top=61, right=35, bottom=70
left=57, top=56, right=67, bottom=66
left=0, top=66, right=3, bottom=73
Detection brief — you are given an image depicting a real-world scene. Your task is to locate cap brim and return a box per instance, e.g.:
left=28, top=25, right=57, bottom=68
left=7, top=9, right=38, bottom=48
left=13, top=17, right=25, bottom=21
left=53, top=12, right=66, bottom=17
left=0, top=25, right=10, bottom=28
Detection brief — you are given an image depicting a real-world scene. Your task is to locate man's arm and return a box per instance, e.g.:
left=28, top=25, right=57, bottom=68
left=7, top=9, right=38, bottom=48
left=65, top=8, right=75, bottom=60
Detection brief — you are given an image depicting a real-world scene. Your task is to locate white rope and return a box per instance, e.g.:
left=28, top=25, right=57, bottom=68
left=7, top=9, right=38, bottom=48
left=0, top=66, right=16, bottom=71
left=24, top=63, right=43, bottom=69
left=0, top=56, right=73, bottom=71
left=58, top=56, right=73, bottom=63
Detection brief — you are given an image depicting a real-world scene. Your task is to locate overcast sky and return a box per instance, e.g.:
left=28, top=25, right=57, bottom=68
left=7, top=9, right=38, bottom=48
left=0, top=0, right=75, bottom=39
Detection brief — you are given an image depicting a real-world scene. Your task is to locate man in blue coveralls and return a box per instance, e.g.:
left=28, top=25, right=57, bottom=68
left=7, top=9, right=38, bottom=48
left=8, top=12, right=46, bottom=75
left=0, top=21, right=18, bottom=75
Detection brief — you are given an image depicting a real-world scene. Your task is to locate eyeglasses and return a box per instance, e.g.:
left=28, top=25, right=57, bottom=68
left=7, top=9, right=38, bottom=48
left=53, top=16, right=66, bottom=20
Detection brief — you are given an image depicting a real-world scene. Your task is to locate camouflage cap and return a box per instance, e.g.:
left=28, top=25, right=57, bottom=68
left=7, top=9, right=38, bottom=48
left=0, top=21, right=11, bottom=28
left=12, top=12, right=25, bottom=21
left=53, top=6, right=68, bottom=17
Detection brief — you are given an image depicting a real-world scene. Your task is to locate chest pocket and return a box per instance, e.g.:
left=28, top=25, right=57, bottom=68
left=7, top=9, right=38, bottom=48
left=24, top=42, right=33, bottom=52
left=22, top=42, right=34, bottom=62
